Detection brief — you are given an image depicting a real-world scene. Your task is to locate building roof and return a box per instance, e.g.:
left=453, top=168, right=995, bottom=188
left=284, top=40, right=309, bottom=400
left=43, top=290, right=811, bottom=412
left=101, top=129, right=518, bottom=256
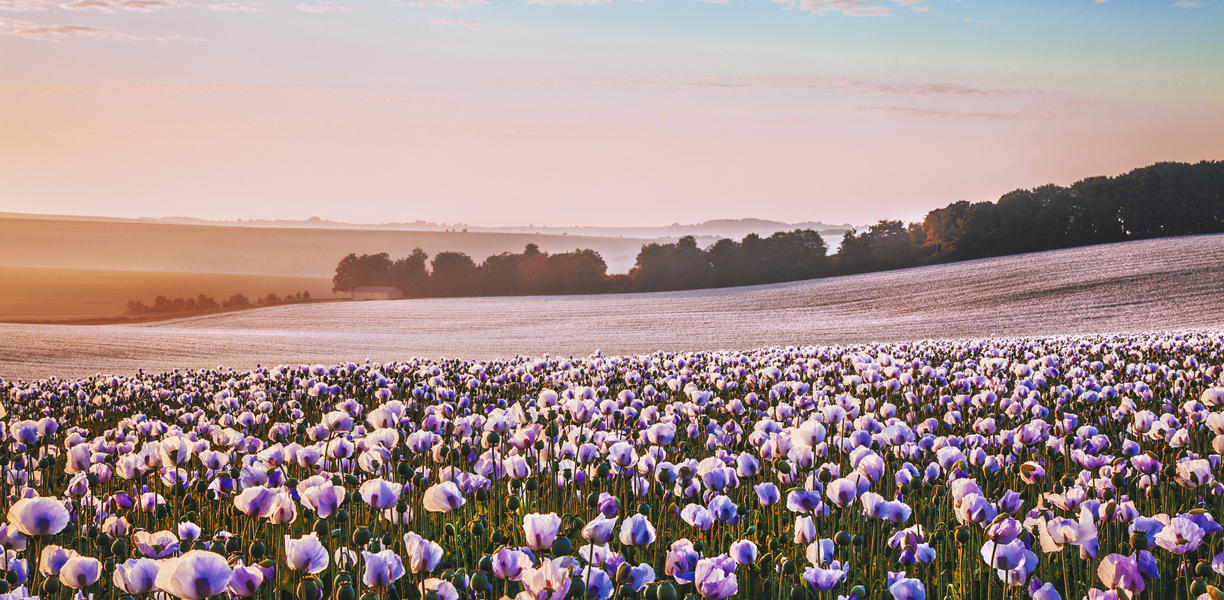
left=352, top=287, right=402, bottom=293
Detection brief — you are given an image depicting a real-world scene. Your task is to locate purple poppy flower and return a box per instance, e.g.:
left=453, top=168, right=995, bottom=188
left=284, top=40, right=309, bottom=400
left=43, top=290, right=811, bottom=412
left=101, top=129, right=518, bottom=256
left=581, top=514, right=618, bottom=545
left=1027, top=578, right=1061, bottom=600
left=665, top=539, right=700, bottom=584
left=113, top=558, right=160, bottom=594
left=694, top=555, right=738, bottom=600
left=359, top=479, right=403, bottom=510
left=155, top=550, right=233, bottom=600
left=619, top=514, right=656, bottom=546
left=362, top=549, right=405, bottom=589
left=581, top=568, right=614, bottom=600
left=403, top=531, right=444, bottom=574
left=524, top=513, right=563, bottom=551
left=133, top=530, right=180, bottom=559
left=1097, top=554, right=1144, bottom=598
left=39, top=545, right=77, bottom=576
left=729, top=540, right=757, bottom=565
left=58, top=556, right=102, bottom=589
left=1154, top=517, right=1204, bottom=555
left=227, top=561, right=265, bottom=598
left=888, top=574, right=926, bottom=600
left=234, top=486, right=277, bottom=518
left=491, top=547, right=532, bottom=581
left=754, top=483, right=781, bottom=506
left=284, top=533, right=329, bottom=574
left=787, top=490, right=823, bottom=513
left=7, top=498, right=70, bottom=536
left=422, top=482, right=465, bottom=513
left=802, top=561, right=847, bottom=592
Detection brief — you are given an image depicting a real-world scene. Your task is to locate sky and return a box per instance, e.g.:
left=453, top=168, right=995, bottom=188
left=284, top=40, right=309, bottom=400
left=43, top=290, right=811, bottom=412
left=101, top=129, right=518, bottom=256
left=0, top=0, right=1220, bottom=228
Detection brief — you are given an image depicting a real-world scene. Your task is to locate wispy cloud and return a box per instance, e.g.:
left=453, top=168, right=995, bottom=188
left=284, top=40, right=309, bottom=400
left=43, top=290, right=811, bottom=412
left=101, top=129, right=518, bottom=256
left=526, top=0, right=616, bottom=5
left=295, top=3, right=353, bottom=12
left=863, top=105, right=1029, bottom=121
left=0, top=16, right=138, bottom=39
left=768, top=0, right=925, bottom=16
left=429, top=18, right=484, bottom=26
left=1172, top=1, right=1203, bottom=7
left=404, top=0, right=486, bottom=8
left=60, top=0, right=186, bottom=12
left=0, top=0, right=50, bottom=11
left=0, top=16, right=200, bottom=40
left=207, top=2, right=267, bottom=10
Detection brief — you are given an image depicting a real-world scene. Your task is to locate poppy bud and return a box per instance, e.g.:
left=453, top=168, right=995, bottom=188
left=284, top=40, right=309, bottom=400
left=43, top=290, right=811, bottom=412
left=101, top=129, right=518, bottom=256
left=475, top=489, right=488, bottom=502
left=478, top=555, right=493, bottom=573
left=552, top=536, right=572, bottom=556
left=835, top=531, right=851, bottom=546
left=249, top=540, right=266, bottom=559
left=587, top=493, right=600, bottom=508
left=781, top=558, right=796, bottom=575
left=955, top=529, right=970, bottom=544
left=226, top=537, right=241, bottom=554
left=314, top=519, right=329, bottom=537
left=472, top=573, right=489, bottom=592
left=657, top=583, right=677, bottom=600
left=445, top=523, right=456, bottom=536
left=638, top=503, right=651, bottom=517
left=506, top=496, right=521, bottom=511
left=353, top=528, right=372, bottom=547
left=1191, top=580, right=1207, bottom=596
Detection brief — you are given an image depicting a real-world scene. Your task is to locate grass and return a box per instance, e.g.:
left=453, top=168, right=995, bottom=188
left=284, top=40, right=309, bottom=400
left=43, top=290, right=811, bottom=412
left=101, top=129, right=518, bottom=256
left=0, top=266, right=336, bottom=321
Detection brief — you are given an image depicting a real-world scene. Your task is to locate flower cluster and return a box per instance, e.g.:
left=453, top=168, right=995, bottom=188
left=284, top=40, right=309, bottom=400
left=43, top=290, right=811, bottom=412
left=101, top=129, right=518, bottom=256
left=0, top=332, right=1223, bottom=600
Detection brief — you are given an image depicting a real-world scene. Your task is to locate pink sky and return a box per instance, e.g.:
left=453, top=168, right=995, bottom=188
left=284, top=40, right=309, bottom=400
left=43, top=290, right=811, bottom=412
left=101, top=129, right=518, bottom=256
left=0, top=0, right=1220, bottom=227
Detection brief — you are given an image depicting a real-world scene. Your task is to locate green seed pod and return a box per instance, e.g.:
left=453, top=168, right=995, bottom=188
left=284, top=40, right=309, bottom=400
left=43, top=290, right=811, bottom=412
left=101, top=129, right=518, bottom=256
left=286, top=478, right=299, bottom=489
left=297, top=580, right=319, bottom=600
left=1191, top=580, right=1208, bottom=596
left=42, top=578, right=60, bottom=595
left=191, top=541, right=209, bottom=552
left=226, top=537, right=241, bottom=554
left=396, top=501, right=409, bottom=514
left=834, top=531, right=851, bottom=546
left=638, top=503, right=651, bottom=517
left=314, top=519, right=329, bottom=537
left=471, top=573, right=489, bottom=592
left=781, top=558, right=796, bottom=575
left=249, top=540, right=266, bottom=559
left=364, top=593, right=383, bottom=600
left=444, top=523, right=456, bottom=537
left=597, top=464, right=611, bottom=478
left=1130, top=532, right=1149, bottom=551
left=955, top=529, right=970, bottom=544
left=552, top=536, right=572, bottom=556
left=111, top=539, right=129, bottom=558
left=479, top=555, right=493, bottom=573
left=353, top=528, right=372, bottom=547
left=506, top=496, right=521, bottom=511
left=334, top=574, right=353, bottom=587
left=334, top=510, right=349, bottom=523
left=475, top=489, right=489, bottom=502
left=850, top=586, right=866, bottom=598
left=644, top=584, right=659, bottom=600
left=776, top=462, right=791, bottom=475
left=851, top=534, right=864, bottom=547
left=657, top=583, right=677, bottom=600
left=337, top=586, right=355, bottom=600
left=526, top=478, right=539, bottom=492
left=789, top=585, right=806, bottom=600
left=1196, top=561, right=1212, bottom=577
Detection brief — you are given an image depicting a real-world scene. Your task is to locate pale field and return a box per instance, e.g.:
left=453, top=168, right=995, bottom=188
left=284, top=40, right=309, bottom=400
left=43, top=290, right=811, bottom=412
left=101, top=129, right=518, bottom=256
left=0, top=266, right=335, bottom=321
left=2, top=234, right=1222, bottom=380
left=0, top=216, right=658, bottom=276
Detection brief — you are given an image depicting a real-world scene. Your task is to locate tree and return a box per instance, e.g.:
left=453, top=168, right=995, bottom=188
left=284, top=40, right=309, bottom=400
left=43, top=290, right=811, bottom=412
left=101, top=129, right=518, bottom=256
left=332, top=253, right=393, bottom=293
left=389, top=248, right=430, bottom=298
left=430, top=251, right=479, bottom=297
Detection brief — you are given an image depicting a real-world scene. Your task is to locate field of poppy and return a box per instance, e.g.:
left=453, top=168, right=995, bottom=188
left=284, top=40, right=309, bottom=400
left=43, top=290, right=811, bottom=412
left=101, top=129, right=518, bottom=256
left=2, top=333, right=1223, bottom=600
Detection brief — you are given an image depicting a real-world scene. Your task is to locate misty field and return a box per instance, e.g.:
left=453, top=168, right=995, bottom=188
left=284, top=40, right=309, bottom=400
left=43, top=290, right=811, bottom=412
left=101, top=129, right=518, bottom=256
left=1, top=234, right=1222, bottom=380
left=0, top=267, right=334, bottom=321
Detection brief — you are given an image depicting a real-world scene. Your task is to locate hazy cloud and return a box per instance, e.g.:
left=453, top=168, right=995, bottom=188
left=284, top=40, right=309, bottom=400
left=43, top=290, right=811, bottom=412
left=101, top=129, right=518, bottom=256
left=1172, top=1, right=1203, bottom=7
left=0, top=16, right=139, bottom=38
left=770, top=0, right=925, bottom=16
left=526, top=0, right=617, bottom=5
left=207, top=2, right=267, bottom=10
left=404, top=0, right=487, bottom=8
left=60, top=0, right=186, bottom=12
left=0, top=0, right=50, bottom=11
left=429, top=17, right=484, bottom=26
left=295, top=3, right=353, bottom=12
left=864, top=105, right=1027, bottom=121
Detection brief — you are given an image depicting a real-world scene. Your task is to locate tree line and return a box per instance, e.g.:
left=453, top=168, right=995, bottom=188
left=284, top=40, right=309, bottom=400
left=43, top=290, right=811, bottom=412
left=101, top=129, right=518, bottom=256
left=126, top=291, right=312, bottom=315
left=333, top=160, right=1223, bottom=298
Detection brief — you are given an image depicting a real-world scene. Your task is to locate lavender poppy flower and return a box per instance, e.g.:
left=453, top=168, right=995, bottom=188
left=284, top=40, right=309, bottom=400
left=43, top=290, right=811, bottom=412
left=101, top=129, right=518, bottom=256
left=888, top=574, right=926, bottom=600
left=227, top=561, right=265, bottom=598
left=524, top=513, right=563, bottom=551
left=693, top=555, right=738, bottom=600
left=39, top=545, right=77, bottom=576
left=422, top=482, right=465, bottom=513
left=803, top=563, right=846, bottom=593
left=520, top=558, right=572, bottom=600
left=629, top=563, right=655, bottom=591
left=155, top=550, right=233, bottom=600
left=581, top=514, right=618, bottom=545
left=113, top=557, right=160, bottom=594
left=1027, top=579, right=1061, bottom=600
left=1154, top=517, right=1204, bottom=554
left=581, top=568, right=614, bottom=600
left=403, top=532, right=444, bottom=573
left=234, top=486, right=277, bottom=518
left=729, top=540, right=757, bottom=565
left=619, top=514, right=656, bottom=546
left=284, top=533, right=329, bottom=574
left=787, top=490, right=823, bottom=513
left=362, top=549, right=406, bottom=589
left=754, top=483, right=781, bottom=506
left=358, top=479, right=403, bottom=510
left=491, top=547, right=532, bottom=581
left=665, top=539, right=700, bottom=584
left=7, top=498, right=70, bottom=536
left=300, top=482, right=344, bottom=518
left=133, top=530, right=180, bottom=559
left=1097, top=554, right=1144, bottom=598
left=58, top=556, right=101, bottom=589
left=794, top=516, right=816, bottom=544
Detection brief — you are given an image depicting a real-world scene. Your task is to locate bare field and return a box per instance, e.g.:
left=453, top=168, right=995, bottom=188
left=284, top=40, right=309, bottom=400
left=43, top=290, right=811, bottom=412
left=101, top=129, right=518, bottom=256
left=0, top=266, right=335, bottom=321
left=2, top=234, right=1222, bottom=380
left=0, top=216, right=656, bottom=276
